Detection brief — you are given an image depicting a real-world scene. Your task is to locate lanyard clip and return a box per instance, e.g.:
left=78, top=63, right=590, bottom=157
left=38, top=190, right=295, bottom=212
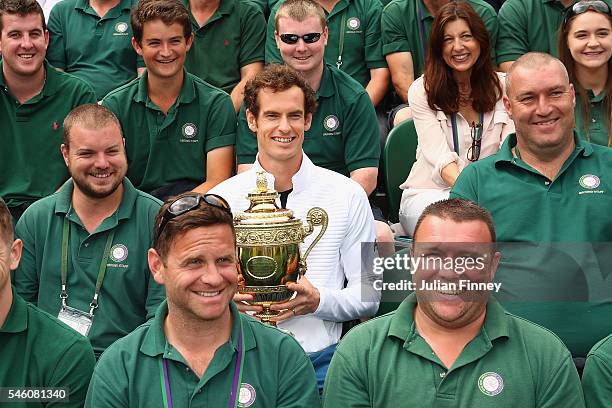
left=60, top=286, right=68, bottom=307
left=89, top=294, right=99, bottom=316
left=336, top=56, right=343, bottom=69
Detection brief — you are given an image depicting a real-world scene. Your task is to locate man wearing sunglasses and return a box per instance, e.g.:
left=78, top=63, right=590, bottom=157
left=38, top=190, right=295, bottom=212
left=451, top=53, right=612, bottom=370
left=85, top=192, right=320, bottom=407
left=102, top=0, right=236, bottom=202
left=497, top=0, right=612, bottom=72
left=237, top=0, right=395, bottom=245
left=265, top=0, right=389, bottom=108
left=210, top=64, right=380, bottom=393
left=13, top=104, right=165, bottom=358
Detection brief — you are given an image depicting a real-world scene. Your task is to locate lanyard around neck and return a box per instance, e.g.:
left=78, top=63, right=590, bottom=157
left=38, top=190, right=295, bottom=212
left=159, top=316, right=245, bottom=408
left=336, top=9, right=348, bottom=69
left=60, top=217, right=115, bottom=315
left=416, top=0, right=428, bottom=67
left=450, top=112, right=484, bottom=155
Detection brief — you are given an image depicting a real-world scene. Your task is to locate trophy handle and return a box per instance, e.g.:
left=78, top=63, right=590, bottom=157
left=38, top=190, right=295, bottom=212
left=302, top=207, right=328, bottom=263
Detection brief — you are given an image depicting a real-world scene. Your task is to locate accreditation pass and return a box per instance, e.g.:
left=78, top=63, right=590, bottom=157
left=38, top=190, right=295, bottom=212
left=0, top=388, right=69, bottom=403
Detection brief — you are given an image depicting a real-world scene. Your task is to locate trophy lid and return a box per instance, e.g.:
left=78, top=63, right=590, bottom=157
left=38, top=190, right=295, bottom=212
left=234, top=171, right=299, bottom=225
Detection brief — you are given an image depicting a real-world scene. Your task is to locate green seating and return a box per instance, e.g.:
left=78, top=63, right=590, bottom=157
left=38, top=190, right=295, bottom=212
left=383, top=119, right=419, bottom=223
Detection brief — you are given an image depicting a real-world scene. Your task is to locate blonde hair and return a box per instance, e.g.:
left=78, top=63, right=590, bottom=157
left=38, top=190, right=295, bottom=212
left=275, top=0, right=326, bottom=33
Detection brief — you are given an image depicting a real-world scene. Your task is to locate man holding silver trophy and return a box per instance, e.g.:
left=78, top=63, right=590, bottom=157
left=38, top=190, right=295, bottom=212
left=210, top=64, right=381, bottom=392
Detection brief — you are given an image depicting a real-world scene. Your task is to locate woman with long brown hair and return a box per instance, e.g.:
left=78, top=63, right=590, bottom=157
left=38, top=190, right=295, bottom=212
left=558, top=0, right=612, bottom=146
left=398, top=1, right=514, bottom=235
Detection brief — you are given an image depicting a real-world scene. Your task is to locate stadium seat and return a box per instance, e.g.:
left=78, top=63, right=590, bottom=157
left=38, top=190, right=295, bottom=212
left=383, top=119, right=418, bottom=223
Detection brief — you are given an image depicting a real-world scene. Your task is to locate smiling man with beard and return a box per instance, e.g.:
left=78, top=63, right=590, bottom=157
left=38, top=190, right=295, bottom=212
left=323, top=198, right=585, bottom=407
left=13, top=104, right=165, bottom=358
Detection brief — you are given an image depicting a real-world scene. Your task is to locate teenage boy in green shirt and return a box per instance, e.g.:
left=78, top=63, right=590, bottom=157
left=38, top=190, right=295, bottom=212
left=102, top=0, right=235, bottom=201
left=0, top=0, right=96, bottom=221
left=0, top=198, right=96, bottom=408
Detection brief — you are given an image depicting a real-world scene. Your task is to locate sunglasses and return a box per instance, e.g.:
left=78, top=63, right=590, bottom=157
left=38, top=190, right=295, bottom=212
left=279, top=32, right=322, bottom=44
left=154, top=193, right=232, bottom=242
left=467, top=122, right=483, bottom=162
left=564, top=0, right=612, bottom=23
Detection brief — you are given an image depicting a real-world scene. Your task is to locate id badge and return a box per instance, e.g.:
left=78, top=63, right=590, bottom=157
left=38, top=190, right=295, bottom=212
left=58, top=305, right=93, bottom=337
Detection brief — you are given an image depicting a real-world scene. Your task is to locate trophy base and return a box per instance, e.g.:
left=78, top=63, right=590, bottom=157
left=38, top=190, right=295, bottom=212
left=255, top=305, right=294, bottom=336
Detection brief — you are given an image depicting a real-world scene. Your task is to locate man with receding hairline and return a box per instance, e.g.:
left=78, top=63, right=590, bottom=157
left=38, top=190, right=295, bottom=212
left=0, top=197, right=96, bottom=407
left=14, top=104, right=164, bottom=357
left=451, top=52, right=612, bottom=362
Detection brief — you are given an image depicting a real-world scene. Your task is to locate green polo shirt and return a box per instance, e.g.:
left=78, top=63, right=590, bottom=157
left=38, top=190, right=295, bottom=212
left=323, top=294, right=584, bottom=407
left=382, top=0, right=498, bottom=78
left=236, top=63, right=380, bottom=175
left=0, top=61, right=96, bottom=209
left=266, top=0, right=387, bottom=88
left=181, top=0, right=266, bottom=93
left=496, top=0, right=611, bottom=64
left=85, top=301, right=320, bottom=407
left=102, top=71, right=236, bottom=193
left=0, top=290, right=96, bottom=408
left=450, top=134, right=612, bottom=356
left=47, top=0, right=144, bottom=100
left=575, top=88, right=609, bottom=147
left=13, top=178, right=165, bottom=355
left=583, top=333, right=612, bottom=408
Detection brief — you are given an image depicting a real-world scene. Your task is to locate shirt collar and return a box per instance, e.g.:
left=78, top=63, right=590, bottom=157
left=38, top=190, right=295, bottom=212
left=75, top=0, right=131, bottom=13
left=54, top=178, right=139, bottom=222
left=317, top=64, right=336, bottom=99
left=494, top=131, right=593, bottom=166
left=0, top=289, right=28, bottom=334
left=0, top=61, right=63, bottom=98
left=252, top=152, right=315, bottom=195
left=133, top=70, right=196, bottom=106
left=140, top=301, right=255, bottom=357
left=387, top=293, right=510, bottom=346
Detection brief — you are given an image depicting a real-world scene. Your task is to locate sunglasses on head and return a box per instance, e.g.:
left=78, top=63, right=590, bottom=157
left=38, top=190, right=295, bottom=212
left=154, top=193, right=232, bottom=243
left=564, top=0, right=612, bottom=23
left=279, top=32, right=322, bottom=44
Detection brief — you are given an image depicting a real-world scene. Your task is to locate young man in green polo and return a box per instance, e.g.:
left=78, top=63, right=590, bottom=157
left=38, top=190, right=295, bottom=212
left=0, top=0, right=96, bottom=221
left=102, top=0, right=235, bottom=201
left=47, top=0, right=145, bottom=100
left=451, top=53, right=612, bottom=366
left=265, top=0, right=390, bottom=108
left=14, top=104, right=165, bottom=357
left=323, top=199, right=585, bottom=407
left=85, top=192, right=320, bottom=407
left=0, top=198, right=96, bottom=407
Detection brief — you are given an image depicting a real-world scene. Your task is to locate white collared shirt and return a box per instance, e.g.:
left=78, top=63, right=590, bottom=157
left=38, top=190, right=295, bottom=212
left=210, top=153, right=380, bottom=353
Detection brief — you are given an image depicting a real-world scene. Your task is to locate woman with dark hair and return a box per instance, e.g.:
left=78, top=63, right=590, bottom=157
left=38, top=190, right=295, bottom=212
left=558, top=0, right=611, bottom=146
left=398, top=1, right=514, bottom=235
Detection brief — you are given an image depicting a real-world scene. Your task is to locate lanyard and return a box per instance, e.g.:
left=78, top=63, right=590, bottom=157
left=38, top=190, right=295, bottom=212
left=450, top=112, right=484, bottom=155
left=415, top=0, right=428, bottom=67
left=159, top=316, right=245, bottom=408
left=336, top=9, right=347, bottom=69
left=60, top=217, right=115, bottom=315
